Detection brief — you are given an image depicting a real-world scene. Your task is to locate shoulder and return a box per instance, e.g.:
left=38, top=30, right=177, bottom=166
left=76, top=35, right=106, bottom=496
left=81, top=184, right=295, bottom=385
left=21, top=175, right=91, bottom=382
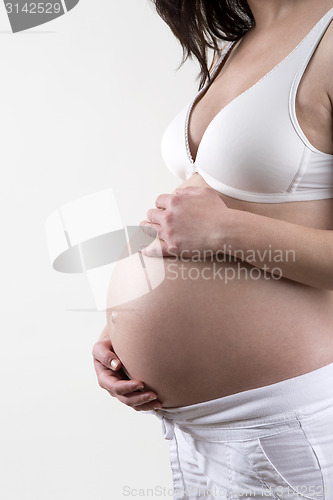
left=207, top=41, right=229, bottom=78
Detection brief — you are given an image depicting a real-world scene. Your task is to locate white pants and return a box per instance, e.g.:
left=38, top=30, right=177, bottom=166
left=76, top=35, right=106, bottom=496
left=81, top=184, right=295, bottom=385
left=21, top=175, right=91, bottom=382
left=149, top=361, right=333, bottom=499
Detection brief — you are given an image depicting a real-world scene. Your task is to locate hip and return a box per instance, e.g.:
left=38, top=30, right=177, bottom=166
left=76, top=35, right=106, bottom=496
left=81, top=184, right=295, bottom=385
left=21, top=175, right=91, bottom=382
left=151, top=361, right=333, bottom=499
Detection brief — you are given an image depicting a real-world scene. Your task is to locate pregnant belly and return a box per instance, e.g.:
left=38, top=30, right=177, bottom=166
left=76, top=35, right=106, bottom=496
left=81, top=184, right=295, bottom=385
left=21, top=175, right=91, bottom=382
left=106, top=252, right=333, bottom=407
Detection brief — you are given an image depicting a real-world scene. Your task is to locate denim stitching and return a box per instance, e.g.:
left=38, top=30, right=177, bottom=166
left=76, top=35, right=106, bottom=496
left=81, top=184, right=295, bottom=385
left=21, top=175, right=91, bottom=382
left=226, top=444, right=232, bottom=499
left=258, top=438, right=318, bottom=500
left=241, top=440, right=280, bottom=499
left=182, top=421, right=301, bottom=444
left=177, top=412, right=299, bottom=429
left=296, top=414, right=326, bottom=500
left=297, top=405, right=333, bottom=426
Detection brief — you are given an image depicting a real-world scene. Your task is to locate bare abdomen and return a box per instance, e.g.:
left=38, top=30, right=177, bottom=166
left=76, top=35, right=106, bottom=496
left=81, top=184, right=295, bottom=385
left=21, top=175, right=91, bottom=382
left=106, top=251, right=333, bottom=408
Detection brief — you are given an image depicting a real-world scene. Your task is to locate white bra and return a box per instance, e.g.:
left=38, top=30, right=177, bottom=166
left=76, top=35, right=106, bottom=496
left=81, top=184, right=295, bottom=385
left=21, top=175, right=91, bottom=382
left=160, top=7, right=333, bottom=203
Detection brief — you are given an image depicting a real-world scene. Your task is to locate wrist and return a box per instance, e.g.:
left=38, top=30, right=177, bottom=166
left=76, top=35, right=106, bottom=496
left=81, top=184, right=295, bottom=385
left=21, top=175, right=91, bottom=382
left=219, top=208, right=255, bottom=256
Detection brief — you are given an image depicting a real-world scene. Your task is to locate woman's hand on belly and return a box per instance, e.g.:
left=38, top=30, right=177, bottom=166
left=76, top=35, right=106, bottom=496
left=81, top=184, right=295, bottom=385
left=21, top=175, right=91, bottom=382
left=140, top=186, right=233, bottom=258
left=92, top=324, right=162, bottom=411
left=140, top=178, right=333, bottom=290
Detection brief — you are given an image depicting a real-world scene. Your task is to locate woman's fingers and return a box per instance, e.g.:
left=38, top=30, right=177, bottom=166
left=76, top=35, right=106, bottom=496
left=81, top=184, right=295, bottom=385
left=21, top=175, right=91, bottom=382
left=92, top=328, right=162, bottom=411
left=126, top=400, right=163, bottom=412
left=115, top=391, right=162, bottom=410
left=118, top=390, right=161, bottom=407
left=139, top=220, right=160, bottom=238
left=146, top=207, right=164, bottom=225
left=93, top=359, right=139, bottom=393
left=92, top=338, right=122, bottom=371
left=94, top=360, right=162, bottom=410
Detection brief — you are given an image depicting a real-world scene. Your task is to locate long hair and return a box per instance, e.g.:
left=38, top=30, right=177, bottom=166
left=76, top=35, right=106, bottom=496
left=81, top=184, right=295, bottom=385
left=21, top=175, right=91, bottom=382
left=149, top=0, right=254, bottom=90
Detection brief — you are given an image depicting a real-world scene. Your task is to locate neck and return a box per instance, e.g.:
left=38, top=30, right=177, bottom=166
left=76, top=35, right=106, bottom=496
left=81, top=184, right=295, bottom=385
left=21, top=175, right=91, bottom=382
left=246, top=0, right=323, bottom=31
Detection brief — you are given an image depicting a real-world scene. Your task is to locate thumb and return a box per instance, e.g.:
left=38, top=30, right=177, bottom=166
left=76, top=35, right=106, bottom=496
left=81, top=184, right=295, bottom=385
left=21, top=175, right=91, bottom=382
left=110, top=356, right=121, bottom=371
left=92, top=340, right=122, bottom=371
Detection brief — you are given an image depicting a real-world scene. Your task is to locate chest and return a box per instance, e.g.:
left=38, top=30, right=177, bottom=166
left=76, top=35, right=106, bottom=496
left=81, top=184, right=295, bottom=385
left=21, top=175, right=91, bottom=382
left=160, top=13, right=333, bottom=203
left=189, top=30, right=333, bottom=162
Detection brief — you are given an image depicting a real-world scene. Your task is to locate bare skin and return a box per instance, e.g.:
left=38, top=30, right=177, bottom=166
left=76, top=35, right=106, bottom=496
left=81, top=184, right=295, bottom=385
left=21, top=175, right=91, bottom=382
left=93, top=0, right=333, bottom=410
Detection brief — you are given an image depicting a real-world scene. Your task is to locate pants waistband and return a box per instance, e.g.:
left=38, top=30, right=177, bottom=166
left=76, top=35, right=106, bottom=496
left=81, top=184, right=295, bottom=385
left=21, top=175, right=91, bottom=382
left=151, top=361, right=333, bottom=440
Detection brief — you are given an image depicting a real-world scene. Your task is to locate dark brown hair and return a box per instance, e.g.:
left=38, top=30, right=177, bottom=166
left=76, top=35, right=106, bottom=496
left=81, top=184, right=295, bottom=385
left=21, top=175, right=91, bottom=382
left=149, top=0, right=255, bottom=90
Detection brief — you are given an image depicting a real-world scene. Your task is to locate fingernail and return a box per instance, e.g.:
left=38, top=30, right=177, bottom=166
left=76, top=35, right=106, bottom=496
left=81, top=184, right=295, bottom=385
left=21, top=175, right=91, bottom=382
left=110, top=359, right=119, bottom=370
left=147, top=394, right=158, bottom=401
left=135, top=384, right=144, bottom=390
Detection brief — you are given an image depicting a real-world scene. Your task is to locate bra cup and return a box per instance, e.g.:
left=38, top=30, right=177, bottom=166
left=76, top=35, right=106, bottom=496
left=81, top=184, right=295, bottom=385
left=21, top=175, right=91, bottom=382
left=161, top=104, right=189, bottom=181
left=194, top=79, right=305, bottom=195
left=160, top=8, right=333, bottom=202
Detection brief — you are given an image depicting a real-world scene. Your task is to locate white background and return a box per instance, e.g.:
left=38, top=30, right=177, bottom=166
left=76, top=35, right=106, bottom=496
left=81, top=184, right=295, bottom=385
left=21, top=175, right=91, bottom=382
left=0, top=0, right=203, bottom=498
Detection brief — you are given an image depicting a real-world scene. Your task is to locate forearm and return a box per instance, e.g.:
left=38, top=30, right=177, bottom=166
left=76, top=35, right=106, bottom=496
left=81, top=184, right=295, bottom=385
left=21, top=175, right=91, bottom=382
left=226, top=209, right=333, bottom=290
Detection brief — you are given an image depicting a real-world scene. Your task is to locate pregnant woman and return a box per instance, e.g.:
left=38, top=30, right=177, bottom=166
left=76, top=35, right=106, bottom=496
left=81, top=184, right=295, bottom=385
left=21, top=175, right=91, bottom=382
left=93, top=0, right=333, bottom=498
